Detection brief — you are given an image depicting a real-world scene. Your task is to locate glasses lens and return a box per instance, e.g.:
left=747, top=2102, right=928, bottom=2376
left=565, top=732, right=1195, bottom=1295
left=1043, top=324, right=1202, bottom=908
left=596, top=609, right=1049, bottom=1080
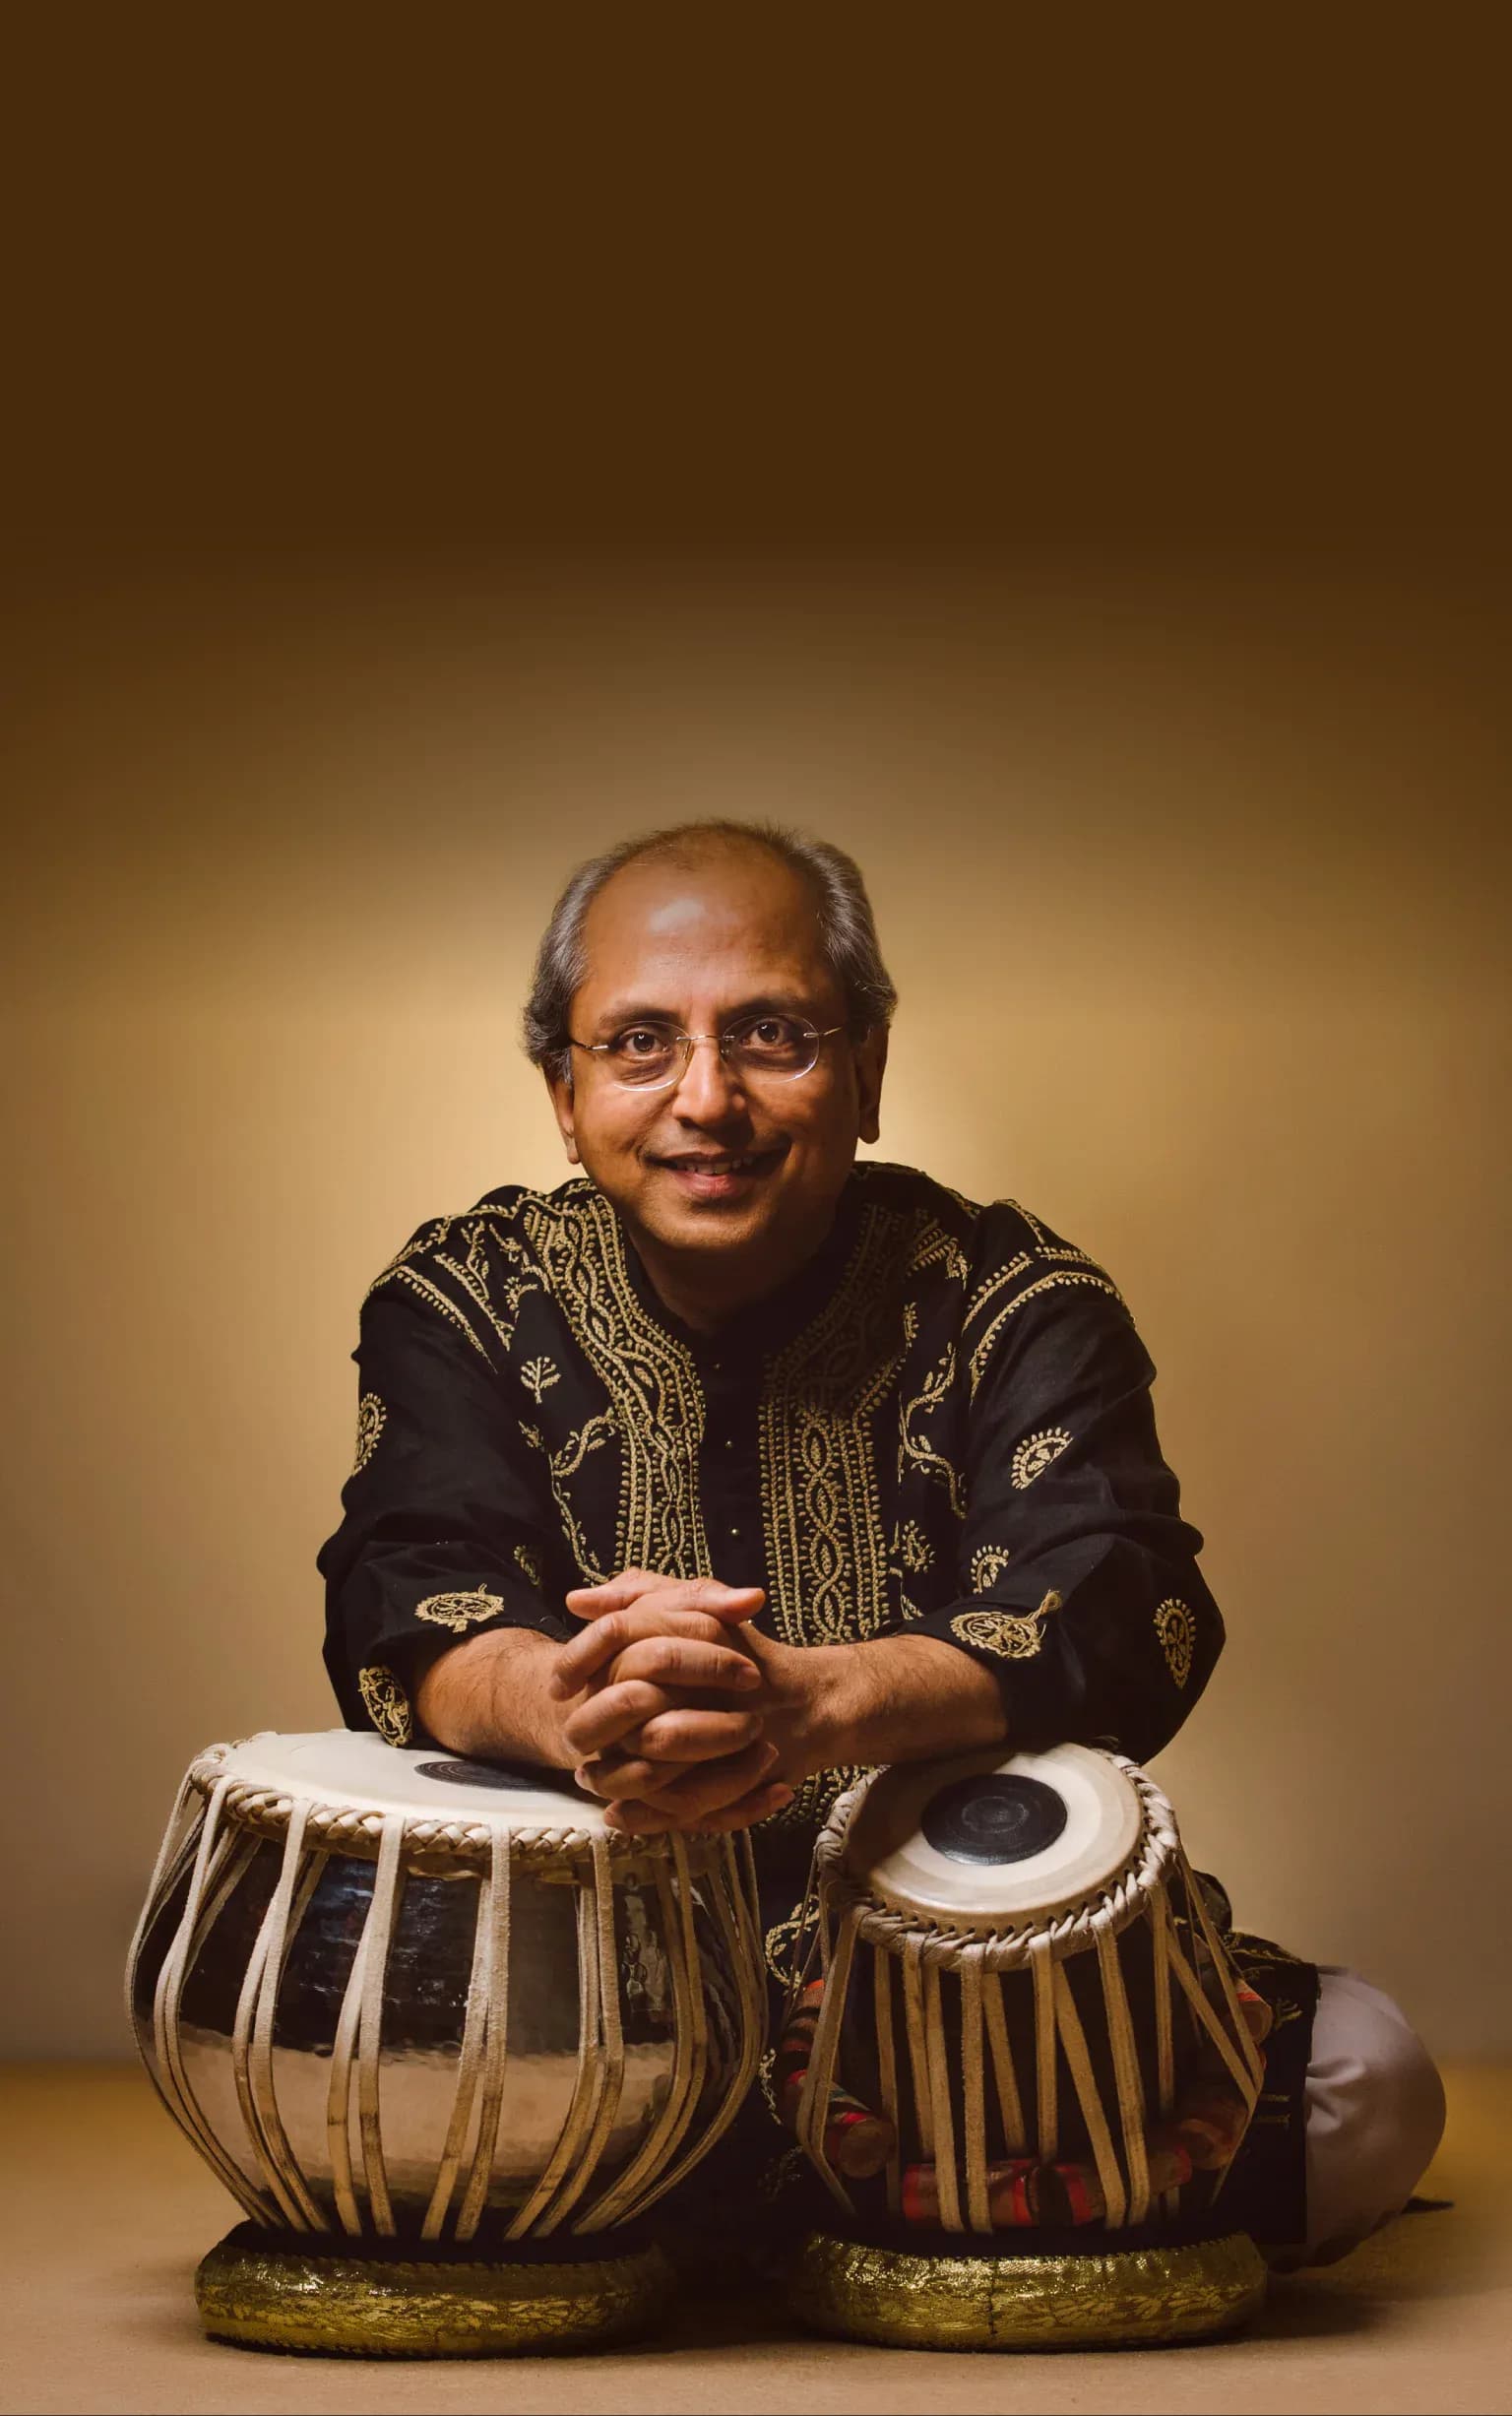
left=603, top=1025, right=684, bottom=1087
left=727, top=1014, right=820, bottom=1079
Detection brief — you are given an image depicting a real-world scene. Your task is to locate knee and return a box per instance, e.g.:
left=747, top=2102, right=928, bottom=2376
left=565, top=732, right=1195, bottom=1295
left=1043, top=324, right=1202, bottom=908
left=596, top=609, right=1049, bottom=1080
left=1303, top=1970, right=1446, bottom=2264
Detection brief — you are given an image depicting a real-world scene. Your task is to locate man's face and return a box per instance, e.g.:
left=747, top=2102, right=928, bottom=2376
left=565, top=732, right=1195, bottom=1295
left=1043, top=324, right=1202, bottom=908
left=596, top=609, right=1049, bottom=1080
left=546, top=846, right=886, bottom=1286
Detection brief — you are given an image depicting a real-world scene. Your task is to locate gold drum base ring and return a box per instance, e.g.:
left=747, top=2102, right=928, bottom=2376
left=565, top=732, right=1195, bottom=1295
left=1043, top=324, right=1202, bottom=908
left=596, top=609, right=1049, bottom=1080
left=195, top=2223, right=675, bottom=2357
left=788, top=2227, right=1268, bottom=2351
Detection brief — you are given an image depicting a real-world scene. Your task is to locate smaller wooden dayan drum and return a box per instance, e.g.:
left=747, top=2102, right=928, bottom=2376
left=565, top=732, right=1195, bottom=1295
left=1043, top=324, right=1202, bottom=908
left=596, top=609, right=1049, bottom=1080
left=779, top=1744, right=1272, bottom=2349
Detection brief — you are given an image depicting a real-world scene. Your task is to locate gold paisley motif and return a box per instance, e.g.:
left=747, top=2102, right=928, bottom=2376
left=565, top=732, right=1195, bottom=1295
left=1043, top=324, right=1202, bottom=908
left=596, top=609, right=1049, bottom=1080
left=514, top=1543, right=542, bottom=1590
left=969, top=1544, right=1012, bottom=1590
left=413, top=1587, right=507, bottom=1636
left=950, top=1588, right=1063, bottom=1661
left=895, top=1518, right=933, bottom=1574
left=1155, top=1596, right=1196, bottom=1687
left=1011, top=1425, right=1072, bottom=1488
left=357, top=1664, right=412, bottom=1746
left=351, top=1392, right=386, bottom=1476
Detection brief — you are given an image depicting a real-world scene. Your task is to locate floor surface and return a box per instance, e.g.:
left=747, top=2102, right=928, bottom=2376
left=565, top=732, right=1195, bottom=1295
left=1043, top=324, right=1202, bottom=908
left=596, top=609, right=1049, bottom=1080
left=2, top=2065, right=1507, bottom=2416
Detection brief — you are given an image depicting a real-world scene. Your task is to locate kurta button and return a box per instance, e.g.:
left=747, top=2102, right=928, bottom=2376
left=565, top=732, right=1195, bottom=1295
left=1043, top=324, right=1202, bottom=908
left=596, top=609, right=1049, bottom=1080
left=729, top=1525, right=740, bottom=1537
left=723, top=1437, right=734, bottom=1450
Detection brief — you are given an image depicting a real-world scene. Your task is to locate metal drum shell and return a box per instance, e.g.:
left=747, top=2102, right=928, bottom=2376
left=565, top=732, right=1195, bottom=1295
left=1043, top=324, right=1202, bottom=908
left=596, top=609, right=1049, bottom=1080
left=126, top=1736, right=765, bottom=2246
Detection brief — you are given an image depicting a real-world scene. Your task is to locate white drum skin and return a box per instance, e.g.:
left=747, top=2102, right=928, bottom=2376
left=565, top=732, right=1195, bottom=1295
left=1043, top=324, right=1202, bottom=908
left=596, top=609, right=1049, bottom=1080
left=845, top=1744, right=1144, bottom=1928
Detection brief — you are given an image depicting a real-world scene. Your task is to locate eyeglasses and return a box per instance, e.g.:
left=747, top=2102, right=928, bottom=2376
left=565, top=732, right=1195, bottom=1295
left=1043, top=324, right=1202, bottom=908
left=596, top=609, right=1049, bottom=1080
left=569, top=1013, right=846, bottom=1091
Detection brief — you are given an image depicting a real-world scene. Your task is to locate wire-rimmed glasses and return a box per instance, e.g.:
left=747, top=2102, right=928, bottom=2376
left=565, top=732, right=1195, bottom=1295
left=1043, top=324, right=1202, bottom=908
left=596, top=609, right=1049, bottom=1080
left=569, top=1012, right=845, bottom=1091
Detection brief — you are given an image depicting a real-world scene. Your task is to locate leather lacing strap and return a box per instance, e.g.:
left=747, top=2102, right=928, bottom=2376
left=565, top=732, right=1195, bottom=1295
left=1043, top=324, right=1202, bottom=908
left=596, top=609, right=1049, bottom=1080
left=452, top=1828, right=513, bottom=2242
left=623, top=1833, right=767, bottom=2229
left=794, top=1895, right=860, bottom=2213
left=150, top=1775, right=274, bottom=2225
left=232, top=1800, right=329, bottom=2231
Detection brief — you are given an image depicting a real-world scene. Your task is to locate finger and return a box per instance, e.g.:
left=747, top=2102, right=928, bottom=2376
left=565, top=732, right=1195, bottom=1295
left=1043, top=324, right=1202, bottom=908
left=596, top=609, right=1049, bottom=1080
left=564, top=1577, right=766, bottom=1629
left=630, top=1706, right=764, bottom=1761
left=605, top=1637, right=761, bottom=1695
left=634, top=1739, right=780, bottom=1821
left=574, top=1752, right=695, bottom=1801
left=562, top=1680, right=676, bottom=1757
left=562, top=1568, right=662, bottom=1611
left=548, top=1606, right=747, bottom=1698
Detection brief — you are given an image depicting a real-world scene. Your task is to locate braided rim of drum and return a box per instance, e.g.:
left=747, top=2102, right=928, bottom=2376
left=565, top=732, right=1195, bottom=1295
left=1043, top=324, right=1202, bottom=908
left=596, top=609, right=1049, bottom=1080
left=813, top=1752, right=1179, bottom=1970
left=186, top=1741, right=726, bottom=1878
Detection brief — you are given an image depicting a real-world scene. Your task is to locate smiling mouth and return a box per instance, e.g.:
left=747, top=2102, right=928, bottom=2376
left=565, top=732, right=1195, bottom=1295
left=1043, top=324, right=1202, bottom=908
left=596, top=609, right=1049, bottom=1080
left=650, top=1147, right=787, bottom=1191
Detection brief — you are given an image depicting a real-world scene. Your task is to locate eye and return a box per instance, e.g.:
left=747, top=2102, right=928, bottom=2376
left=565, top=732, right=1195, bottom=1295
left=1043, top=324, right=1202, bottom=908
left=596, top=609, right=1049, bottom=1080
left=607, top=1025, right=675, bottom=1060
left=731, top=1013, right=810, bottom=1061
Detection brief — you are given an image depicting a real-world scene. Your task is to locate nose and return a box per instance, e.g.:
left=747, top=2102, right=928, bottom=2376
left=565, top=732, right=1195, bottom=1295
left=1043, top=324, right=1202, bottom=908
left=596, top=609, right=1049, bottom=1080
left=669, top=1034, right=748, bottom=1121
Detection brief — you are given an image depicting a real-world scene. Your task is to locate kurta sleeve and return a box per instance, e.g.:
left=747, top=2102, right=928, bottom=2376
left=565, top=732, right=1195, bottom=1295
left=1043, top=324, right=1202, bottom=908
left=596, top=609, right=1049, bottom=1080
left=317, top=1275, right=569, bottom=1748
left=899, top=1235, right=1223, bottom=1764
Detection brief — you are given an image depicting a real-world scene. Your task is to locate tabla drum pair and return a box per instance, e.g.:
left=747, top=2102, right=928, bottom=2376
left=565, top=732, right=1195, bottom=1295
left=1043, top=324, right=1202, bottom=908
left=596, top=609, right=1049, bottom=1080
left=777, top=1743, right=1272, bottom=2349
left=126, top=1731, right=767, bottom=2354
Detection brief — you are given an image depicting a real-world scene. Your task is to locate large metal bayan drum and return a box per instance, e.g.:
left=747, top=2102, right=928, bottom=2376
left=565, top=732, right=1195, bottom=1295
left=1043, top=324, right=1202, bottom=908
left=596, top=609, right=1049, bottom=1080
left=781, top=1744, right=1271, bottom=2349
left=127, top=1731, right=766, bottom=2354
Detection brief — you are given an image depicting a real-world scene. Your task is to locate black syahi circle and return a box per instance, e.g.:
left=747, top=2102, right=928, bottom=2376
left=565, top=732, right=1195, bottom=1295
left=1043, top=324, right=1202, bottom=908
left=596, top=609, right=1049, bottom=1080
left=415, top=1758, right=577, bottom=1795
left=920, top=1773, right=1069, bottom=1866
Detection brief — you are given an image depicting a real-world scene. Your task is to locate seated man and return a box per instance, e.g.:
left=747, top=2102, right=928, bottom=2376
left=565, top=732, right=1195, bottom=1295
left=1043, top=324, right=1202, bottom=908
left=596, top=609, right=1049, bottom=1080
left=319, top=816, right=1443, bottom=2268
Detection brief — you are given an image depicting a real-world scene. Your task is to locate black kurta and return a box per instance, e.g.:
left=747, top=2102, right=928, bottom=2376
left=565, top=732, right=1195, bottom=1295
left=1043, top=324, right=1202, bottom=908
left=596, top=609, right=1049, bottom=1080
left=320, top=1160, right=1223, bottom=1826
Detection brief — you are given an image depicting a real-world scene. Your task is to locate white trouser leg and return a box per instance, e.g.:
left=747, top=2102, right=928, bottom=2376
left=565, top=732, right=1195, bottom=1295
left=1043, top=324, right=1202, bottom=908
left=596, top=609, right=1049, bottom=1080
left=1295, top=1965, right=1446, bottom=2266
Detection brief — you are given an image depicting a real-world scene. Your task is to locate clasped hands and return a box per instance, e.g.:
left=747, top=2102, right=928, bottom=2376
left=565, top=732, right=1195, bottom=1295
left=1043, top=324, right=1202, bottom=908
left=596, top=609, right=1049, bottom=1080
left=548, top=1569, right=807, bottom=1834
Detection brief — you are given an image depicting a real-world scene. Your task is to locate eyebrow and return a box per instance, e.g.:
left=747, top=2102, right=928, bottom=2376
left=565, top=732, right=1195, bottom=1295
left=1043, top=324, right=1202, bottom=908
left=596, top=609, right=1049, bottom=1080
left=591, top=990, right=824, bottom=1036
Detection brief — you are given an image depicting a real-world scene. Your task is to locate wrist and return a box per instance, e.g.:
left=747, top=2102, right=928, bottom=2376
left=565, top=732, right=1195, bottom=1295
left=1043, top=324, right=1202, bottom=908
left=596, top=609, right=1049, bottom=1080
left=780, top=1634, right=1009, bottom=1774
left=415, top=1627, right=576, bottom=1769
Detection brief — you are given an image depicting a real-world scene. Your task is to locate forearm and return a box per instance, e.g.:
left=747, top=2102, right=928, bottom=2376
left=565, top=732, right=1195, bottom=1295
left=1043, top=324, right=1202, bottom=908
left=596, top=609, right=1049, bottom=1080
left=788, top=1633, right=1009, bottom=1777
left=414, top=1628, right=575, bottom=1770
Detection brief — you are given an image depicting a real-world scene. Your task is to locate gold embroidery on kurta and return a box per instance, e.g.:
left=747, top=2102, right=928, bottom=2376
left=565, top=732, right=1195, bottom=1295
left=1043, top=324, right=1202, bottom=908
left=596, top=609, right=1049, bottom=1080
left=759, top=1202, right=918, bottom=1649
left=1155, top=1597, right=1196, bottom=1687
left=895, top=1518, right=933, bottom=1573
left=951, top=1588, right=1063, bottom=1660
left=435, top=1217, right=541, bottom=1361
left=514, top=1543, right=542, bottom=1589
left=413, top=1586, right=507, bottom=1635
left=969, top=1271, right=1126, bottom=1395
left=352, top=1393, right=386, bottom=1475
left=898, top=1342, right=967, bottom=1516
left=388, top=1263, right=495, bottom=1364
left=526, top=1188, right=712, bottom=1583
left=1012, top=1426, right=1072, bottom=1488
left=520, top=1356, right=560, bottom=1402
left=969, top=1544, right=1012, bottom=1589
left=358, top=1664, right=412, bottom=1745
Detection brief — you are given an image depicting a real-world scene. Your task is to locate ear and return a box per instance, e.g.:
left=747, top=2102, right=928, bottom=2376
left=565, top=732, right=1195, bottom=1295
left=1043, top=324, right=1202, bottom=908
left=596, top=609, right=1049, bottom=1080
left=855, top=1025, right=888, bottom=1146
left=544, top=1063, right=582, bottom=1165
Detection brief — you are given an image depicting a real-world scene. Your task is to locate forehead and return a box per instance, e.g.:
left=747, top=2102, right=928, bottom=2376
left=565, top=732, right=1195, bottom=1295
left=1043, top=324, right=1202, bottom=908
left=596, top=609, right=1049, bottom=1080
left=576, top=847, right=836, bottom=1007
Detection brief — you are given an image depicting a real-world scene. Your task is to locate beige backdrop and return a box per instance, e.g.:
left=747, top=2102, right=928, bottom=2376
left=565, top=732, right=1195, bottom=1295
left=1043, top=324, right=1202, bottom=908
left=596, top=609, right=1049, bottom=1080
left=4, top=556, right=1507, bottom=2058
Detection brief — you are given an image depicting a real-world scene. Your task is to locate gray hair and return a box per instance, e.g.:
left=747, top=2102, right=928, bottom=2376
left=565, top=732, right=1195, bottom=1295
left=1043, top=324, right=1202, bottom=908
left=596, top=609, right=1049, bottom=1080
left=523, top=818, right=898, bottom=1083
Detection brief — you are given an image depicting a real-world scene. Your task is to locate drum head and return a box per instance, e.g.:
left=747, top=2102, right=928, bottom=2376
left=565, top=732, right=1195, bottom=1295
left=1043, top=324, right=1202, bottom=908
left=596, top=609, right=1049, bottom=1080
left=843, top=1744, right=1143, bottom=1927
left=207, top=1731, right=610, bottom=1835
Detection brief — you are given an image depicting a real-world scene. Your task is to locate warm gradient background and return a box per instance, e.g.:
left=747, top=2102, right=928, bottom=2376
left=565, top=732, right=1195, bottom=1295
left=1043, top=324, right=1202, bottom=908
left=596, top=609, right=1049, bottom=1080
left=4, top=554, right=1507, bottom=2057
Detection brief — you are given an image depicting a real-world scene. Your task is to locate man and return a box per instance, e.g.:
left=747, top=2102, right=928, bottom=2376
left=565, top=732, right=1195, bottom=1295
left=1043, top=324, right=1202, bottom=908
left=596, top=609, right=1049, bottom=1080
left=320, top=818, right=1442, bottom=2266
